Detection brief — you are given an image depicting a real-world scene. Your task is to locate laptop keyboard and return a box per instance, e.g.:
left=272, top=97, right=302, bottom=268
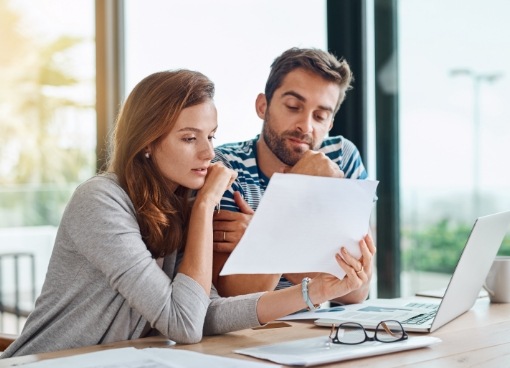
left=402, top=302, right=440, bottom=325
left=402, top=310, right=437, bottom=325
left=405, top=302, right=439, bottom=310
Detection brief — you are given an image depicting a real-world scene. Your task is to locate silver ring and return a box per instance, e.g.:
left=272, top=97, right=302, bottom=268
left=223, top=231, right=226, bottom=242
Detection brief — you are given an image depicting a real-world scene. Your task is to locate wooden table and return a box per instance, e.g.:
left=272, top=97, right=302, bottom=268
left=1, top=298, right=510, bottom=367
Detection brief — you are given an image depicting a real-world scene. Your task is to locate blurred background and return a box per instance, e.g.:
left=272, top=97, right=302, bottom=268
left=1, top=0, right=509, bottom=334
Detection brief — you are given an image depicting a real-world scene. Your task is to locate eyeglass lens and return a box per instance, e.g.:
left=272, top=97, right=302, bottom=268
left=375, top=320, right=406, bottom=342
left=334, top=322, right=367, bottom=344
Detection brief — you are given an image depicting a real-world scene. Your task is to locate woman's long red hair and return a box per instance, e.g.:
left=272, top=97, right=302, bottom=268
left=107, top=70, right=215, bottom=257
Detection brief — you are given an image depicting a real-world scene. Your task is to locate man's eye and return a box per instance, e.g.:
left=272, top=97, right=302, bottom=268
left=286, top=105, right=299, bottom=111
left=208, top=135, right=216, bottom=141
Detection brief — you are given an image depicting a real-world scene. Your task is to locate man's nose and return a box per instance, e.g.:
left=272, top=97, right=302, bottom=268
left=295, top=113, right=314, bottom=133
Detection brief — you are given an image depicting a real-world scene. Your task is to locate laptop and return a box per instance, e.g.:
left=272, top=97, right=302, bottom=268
left=312, top=210, right=510, bottom=333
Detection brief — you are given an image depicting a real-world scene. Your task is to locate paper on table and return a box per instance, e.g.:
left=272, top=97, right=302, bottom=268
left=277, top=301, right=432, bottom=325
left=235, top=335, right=441, bottom=367
left=20, top=347, right=280, bottom=368
left=220, top=174, right=378, bottom=279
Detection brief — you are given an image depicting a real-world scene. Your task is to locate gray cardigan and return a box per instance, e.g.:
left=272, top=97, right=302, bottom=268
left=1, top=174, right=262, bottom=358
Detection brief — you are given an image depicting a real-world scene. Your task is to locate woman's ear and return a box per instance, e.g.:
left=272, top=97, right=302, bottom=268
left=255, top=93, right=267, bottom=120
left=144, top=146, right=152, bottom=159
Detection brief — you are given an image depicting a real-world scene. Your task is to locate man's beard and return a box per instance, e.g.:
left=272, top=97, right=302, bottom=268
left=262, top=113, right=316, bottom=166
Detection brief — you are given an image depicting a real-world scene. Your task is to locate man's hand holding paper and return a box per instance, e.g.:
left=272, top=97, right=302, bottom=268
left=220, top=173, right=379, bottom=280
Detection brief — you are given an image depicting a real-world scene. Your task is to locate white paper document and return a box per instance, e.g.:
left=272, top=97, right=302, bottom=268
left=235, top=335, right=441, bottom=367
left=277, top=300, right=433, bottom=326
left=20, top=347, right=280, bottom=368
left=220, top=174, right=379, bottom=279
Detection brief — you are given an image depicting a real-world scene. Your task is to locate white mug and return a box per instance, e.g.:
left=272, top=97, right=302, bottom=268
left=484, top=256, right=510, bottom=303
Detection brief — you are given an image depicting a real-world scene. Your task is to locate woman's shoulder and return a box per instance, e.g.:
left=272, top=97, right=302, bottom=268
left=61, top=173, right=136, bottom=230
left=77, top=173, right=120, bottom=193
left=72, top=173, right=130, bottom=207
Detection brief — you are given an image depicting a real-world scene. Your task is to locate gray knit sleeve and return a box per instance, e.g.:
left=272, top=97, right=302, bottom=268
left=66, top=176, right=211, bottom=344
left=203, top=287, right=264, bottom=335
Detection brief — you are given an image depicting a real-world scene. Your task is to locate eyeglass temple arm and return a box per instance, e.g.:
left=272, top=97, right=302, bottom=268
left=329, top=324, right=336, bottom=339
left=380, top=322, right=400, bottom=337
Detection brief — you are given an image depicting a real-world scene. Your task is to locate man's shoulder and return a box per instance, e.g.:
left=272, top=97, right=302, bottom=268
left=321, top=136, right=367, bottom=178
left=213, top=137, right=258, bottom=167
left=320, top=135, right=357, bottom=152
left=215, top=137, right=257, bottom=155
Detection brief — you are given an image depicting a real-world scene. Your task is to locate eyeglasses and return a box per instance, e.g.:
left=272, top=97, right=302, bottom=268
left=328, top=320, right=408, bottom=345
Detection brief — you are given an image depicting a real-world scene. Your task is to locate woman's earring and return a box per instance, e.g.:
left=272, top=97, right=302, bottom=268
left=145, top=152, right=150, bottom=159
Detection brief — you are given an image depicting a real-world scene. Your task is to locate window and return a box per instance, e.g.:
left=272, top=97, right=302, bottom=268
left=398, top=0, right=510, bottom=295
left=0, top=0, right=95, bottom=333
left=7, top=0, right=507, bottom=330
left=124, top=0, right=327, bottom=146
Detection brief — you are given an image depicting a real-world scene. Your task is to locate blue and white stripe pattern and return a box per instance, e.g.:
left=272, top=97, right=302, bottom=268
left=213, top=134, right=368, bottom=212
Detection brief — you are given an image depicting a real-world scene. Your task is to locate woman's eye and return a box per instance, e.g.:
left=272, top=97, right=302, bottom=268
left=182, top=137, right=196, bottom=143
left=208, top=135, right=216, bottom=141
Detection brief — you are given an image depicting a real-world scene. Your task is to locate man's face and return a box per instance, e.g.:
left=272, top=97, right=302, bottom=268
left=259, top=68, right=342, bottom=166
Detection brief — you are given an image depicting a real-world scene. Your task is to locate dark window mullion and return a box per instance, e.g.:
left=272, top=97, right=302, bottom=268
left=328, top=0, right=401, bottom=297
left=374, top=0, right=400, bottom=297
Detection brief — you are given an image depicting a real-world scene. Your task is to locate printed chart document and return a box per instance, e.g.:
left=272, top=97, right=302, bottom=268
left=235, top=335, right=441, bottom=367
left=220, top=174, right=378, bottom=279
left=277, top=301, right=432, bottom=324
left=20, top=347, right=280, bottom=368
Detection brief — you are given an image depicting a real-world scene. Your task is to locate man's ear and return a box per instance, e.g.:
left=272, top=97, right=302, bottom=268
left=255, top=93, right=267, bottom=120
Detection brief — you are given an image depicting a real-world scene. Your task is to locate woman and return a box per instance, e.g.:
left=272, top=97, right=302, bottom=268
left=1, top=70, right=374, bottom=357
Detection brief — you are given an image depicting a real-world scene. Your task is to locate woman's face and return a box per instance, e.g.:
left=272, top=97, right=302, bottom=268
left=152, top=100, right=217, bottom=191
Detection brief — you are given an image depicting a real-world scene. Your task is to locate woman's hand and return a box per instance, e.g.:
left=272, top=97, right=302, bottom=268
left=256, top=234, right=376, bottom=324
left=310, top=234, right=376, bottom=303
left=195, top=162, right=237, bottom=209
left=181, top=162, right=236, bottom=294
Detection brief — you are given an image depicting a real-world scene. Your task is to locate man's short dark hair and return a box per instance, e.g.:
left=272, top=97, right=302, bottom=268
left=265, top=47, right=353, bottom=113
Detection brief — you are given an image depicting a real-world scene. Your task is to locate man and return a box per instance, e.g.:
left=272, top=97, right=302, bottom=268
left=212, top=47, right=375, bottom=305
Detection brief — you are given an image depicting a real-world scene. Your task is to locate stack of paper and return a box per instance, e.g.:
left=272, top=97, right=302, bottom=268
left=20, top=347, right=280, bottom=368
left=235, top=335, right=441, bottom=366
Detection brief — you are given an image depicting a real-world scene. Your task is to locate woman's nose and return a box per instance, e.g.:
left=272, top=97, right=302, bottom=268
left=200, top=141, right=215, bottom=161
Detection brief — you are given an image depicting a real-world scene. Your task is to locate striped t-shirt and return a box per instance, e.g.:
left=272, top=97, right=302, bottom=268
left=212, top=135, right=368, bottom=289
left=213, top=135, right=368, bottom=211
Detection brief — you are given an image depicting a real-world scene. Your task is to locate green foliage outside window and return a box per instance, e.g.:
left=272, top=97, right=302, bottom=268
left=403, top=218, right=510, bottom=274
